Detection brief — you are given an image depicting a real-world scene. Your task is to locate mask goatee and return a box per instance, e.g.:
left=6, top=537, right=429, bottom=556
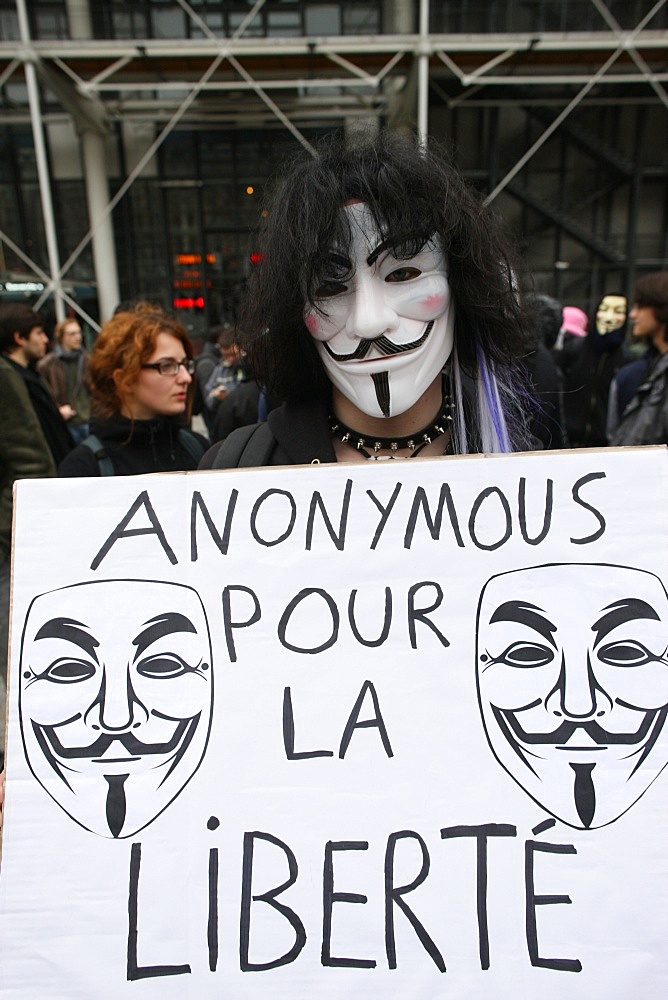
left=372, top=371, right=391, bottom=417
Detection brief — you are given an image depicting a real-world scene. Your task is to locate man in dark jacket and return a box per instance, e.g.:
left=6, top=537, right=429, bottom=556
left=0, top=305, right=74, bottom=466
left=556, top=294, right=629, bottom=447
left=611, top=271, right=668, bottom=446
left=0, top=304, right=63, bottom=742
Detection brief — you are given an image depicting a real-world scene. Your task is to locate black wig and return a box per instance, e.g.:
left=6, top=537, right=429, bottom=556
left=241, top=130, right=532, bottom=451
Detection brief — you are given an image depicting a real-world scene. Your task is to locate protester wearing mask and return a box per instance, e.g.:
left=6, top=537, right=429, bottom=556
left=556, top=294, right=629, bottom=447
left=200, top=131, right=535, bottom=470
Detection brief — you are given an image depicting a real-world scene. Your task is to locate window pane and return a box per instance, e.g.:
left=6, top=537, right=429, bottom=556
left=267, top=11, right=301, bottom=36
left=190, top=12, right=224, bottom=37
left=152, top=6, right=186, bottom=37
left=54, top=181, right=94, bottom=281
left=0, top=11, right=20, bottom=40
left=160, top=133, right=197, bottom=178
left=343, top=5, right=380, bottom=35
left=305, top=5, right=341, bottom=34
left=35, top=11, right=70, bottom=39
left=229, top=12, right=263, bottom=36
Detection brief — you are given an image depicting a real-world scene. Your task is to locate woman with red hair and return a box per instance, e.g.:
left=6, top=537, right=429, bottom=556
left=58, top=303, right=207, bottom=476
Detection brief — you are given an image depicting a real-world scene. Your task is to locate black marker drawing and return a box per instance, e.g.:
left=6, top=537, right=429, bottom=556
left=19, top=579, right=213, bottom=839
left=476, top=563, right=668, bottom=829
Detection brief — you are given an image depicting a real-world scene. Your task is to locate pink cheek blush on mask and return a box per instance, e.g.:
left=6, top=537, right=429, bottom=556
left=305, top=313, right=320, bottom=335
left=422, top=294, right=446, bottom=312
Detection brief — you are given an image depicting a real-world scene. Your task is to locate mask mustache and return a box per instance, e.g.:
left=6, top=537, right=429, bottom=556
left=34, top=715, right=199, bottom=759
left=492, top=705, right=664, bottom=747
left=323, top=320, right=434, bottom=362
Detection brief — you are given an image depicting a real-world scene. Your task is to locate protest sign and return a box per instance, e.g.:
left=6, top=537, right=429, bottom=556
left=1, top=446, right=667, bottom=999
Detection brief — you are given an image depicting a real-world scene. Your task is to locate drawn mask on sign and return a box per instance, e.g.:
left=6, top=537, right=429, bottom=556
left=20, top=579, right=213, bottom=838
left=476, top=564, right=668, bottom=829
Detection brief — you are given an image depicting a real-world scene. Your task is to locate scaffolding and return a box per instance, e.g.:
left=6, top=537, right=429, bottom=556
left=0, top=0, right=666, bottom=324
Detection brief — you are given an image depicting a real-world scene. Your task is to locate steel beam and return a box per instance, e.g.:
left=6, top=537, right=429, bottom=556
left=15, top=0, right=65, bottom=319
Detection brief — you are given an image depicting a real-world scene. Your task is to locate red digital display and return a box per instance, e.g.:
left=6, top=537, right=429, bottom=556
left=173, top=296, right=205, bottom=309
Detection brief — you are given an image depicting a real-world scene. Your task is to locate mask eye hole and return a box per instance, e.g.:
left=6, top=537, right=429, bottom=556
left=385, top=266, right=421, bottom=283
left=136, top=654, right=192, bottom=679
left=597, top=640, right=654, bottom=667
left=493, top=641, right=554, bottom=668
left=40, top=658, right=96, bottom=684
left=314, top=280, right=348, bottom=299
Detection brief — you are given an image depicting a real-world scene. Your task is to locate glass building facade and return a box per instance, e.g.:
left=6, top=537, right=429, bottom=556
left=0, top=0, right=666, bottom=338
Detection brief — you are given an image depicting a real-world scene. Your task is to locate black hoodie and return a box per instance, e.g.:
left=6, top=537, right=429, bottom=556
left=57, top=414, right=207, bottom=477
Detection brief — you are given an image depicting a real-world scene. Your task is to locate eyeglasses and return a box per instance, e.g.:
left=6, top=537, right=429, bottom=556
left=141, top=359, right=196, bottom=376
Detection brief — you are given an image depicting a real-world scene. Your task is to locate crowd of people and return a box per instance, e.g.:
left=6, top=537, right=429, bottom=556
left=1, top=130, right=668, bottom=788
left=525, top=277, right=668, bottom=451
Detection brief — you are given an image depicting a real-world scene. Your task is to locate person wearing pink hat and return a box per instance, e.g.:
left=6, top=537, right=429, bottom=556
left=555, top=296, right=629, bottom=447
left=560, top=305, right=588, bottom=341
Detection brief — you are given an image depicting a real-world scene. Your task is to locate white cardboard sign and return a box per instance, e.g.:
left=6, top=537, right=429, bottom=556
left=1, top=447, right=667, bottom=999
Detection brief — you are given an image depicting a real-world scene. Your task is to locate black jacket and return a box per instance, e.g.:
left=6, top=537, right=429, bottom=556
left=200, top=400, right=336, bottom=469
left=199, top=375, right=536, bottom=469
left=58, top=415, right=208, bottom=476
left=4, top=356, right=74, bottom=466
left=610, top=352, right=668, bottom=447
left=210, top=380, right=262, bottom=444
left=523, top=343, right=565, bottom=449
left=556, top=331, right=628, bottom=447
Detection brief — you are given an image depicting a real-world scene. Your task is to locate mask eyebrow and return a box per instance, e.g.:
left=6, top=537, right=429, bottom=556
left=592, top=598, right=660, bottom=648
left=366, top=232, right=432, bottom=267
left=133, top=612, right=197, bottom=660
left=34, top=617, right=100, bottom=661
left=488, top=600, right=558, bottom=648
left=326, top=251, right=352, bottom=271
left=366, top=238, right=392, bottom=267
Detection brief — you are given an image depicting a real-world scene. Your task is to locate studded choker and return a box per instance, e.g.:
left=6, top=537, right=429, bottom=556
left=329, top=394, right=454, bottom=459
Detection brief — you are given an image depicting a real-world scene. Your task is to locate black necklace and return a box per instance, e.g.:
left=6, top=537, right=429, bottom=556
left=330, top=393, right=454, bottom=460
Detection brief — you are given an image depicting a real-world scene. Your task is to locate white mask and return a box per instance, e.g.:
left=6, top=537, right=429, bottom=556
left=595, top=294, right=627, bottom=335
left=20, top=580, right=213, bottom=839
left=476, top=564, right=668, bottom=829
left=304, top=202, right=454, bottom=418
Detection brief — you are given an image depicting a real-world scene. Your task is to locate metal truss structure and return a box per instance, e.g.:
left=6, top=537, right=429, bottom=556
left=0, top=0, right=667, bottom=323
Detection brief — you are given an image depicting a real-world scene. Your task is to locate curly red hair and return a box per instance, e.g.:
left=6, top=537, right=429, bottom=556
left=88, top=303, right=194, bottom=419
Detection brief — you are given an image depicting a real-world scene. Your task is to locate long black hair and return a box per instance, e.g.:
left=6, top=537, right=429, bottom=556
left=241, top=130, right=532, bottom=450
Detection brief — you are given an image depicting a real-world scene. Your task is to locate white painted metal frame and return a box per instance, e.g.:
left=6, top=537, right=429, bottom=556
left=0, top=0, right=667, bottom=320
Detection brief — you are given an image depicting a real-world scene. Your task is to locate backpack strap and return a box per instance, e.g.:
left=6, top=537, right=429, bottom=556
left=209, top=422, right=276, bottom=469
left=80, top=434, right=115, bottom=476
left=177, top=428, right=207, bottom=465
left=81, top=429, right=205, bottom=475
